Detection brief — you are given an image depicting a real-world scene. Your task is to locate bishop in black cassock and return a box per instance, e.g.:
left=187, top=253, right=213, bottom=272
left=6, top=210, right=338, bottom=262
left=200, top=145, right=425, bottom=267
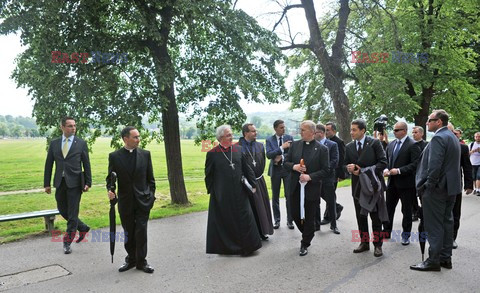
left=205, top=125, right=261, bottom=255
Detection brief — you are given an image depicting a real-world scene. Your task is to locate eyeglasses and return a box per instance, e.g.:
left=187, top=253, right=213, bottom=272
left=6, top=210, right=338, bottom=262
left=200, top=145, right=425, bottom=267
left=393, top=129, right=406, bottom=132
left=427, top=118, right=439, bottom=123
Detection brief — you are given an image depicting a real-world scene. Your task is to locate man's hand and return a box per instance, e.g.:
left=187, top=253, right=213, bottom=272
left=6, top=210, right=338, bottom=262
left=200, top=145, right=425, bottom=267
left=352, top=168, right=360, bottom=176
left=465, top=188, right=473, bottom=195
left=346, top=164, right=356, bottom=173
left=108, top=190, right=116, bottom=200
left=294, top=164, right=306, bottom=173
left=281, top=141, right=292, bottom=149
left=389, top=168, right=399, bottom=176
left=45, top=187, right=51, bottom=194
left=383, top=169, right=390, bottom=177
left=83, top=185, right=90, bottom=192
left=252, top=188, right=256, bottom=194
left=274, top=155, right=282, bottom=164
left=299, top=174, right=311, bottom=183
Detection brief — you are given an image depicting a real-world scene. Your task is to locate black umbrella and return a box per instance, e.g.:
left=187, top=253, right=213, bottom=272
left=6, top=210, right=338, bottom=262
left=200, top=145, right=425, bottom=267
left=417, top=197, right=426, bottom=262
left=109, top=171, right=118, bottom=263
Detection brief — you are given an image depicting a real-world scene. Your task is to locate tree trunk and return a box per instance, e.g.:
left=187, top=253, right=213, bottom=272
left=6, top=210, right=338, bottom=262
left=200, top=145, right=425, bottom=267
left=413, top=85, right=435, bottom=140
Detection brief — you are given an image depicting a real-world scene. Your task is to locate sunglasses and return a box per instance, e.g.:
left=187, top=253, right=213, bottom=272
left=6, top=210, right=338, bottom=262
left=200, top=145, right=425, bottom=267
left=427, top=118, right=439, bottom=123
left=393, top=129, right=406, bottom=132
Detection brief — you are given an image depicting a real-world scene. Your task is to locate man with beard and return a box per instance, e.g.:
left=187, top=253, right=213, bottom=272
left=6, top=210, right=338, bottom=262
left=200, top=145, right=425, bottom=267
left=205, top=125, right=261, bottom=255
left=239, top=123, right=274, bottom=240
left=284, top=120, right=329, bottom=256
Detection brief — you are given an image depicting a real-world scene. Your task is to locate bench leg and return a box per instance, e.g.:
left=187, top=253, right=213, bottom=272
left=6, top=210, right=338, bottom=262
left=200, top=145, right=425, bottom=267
left=44, top=215, right=56, bottom=235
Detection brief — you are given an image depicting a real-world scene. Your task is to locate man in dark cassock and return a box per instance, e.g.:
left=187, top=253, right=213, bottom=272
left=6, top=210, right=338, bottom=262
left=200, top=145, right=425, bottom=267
left=284, top=120, right=329, bottom=256
left=239, top=123, right=274, bottom=240
left=205, top=125, right=262, bottom=255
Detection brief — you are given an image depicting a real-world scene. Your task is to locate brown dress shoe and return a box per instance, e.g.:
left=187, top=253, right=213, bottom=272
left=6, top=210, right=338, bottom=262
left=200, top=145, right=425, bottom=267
left=353, top=243, right=370, bottom=253
left=374, top=246, right=383, bottom=257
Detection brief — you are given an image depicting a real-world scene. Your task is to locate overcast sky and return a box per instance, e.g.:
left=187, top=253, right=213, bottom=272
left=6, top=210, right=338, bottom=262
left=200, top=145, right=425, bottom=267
left=0, top=0, right=326, bottom=117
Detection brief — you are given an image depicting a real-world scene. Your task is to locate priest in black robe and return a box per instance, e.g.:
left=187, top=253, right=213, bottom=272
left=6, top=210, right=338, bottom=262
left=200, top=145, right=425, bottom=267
left=239, top=123, right=274, bottom=240
left=205, top=125, right=262, bottom=255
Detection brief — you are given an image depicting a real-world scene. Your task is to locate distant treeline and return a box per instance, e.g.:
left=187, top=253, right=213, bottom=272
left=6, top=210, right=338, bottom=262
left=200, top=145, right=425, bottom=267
left=0, top=115, right=42, bottom=138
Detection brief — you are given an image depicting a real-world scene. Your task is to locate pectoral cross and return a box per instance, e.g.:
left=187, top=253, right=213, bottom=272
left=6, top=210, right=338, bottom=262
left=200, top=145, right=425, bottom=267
left=230, top=163, right=235, bottom=170
left=252, top=160, right=257, bottom=167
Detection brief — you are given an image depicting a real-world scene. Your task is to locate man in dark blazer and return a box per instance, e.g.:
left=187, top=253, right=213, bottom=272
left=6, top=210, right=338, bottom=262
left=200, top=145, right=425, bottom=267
left=411, top=126, right=428, bottom=220
left=284, top=120, right=329, bottom=256
left=266, top=120, right=294, bottom=229
left=107, top=126, right=156, bottom=273
left=383, top=122, right=421, bottom=245
left=344, top=119, right=388, bottom=257
left=411, top=110, right=461, bottom=272
left=447, top=123, right=473, bottom=249
left=44, top=116, right=92, bottom=254
left=314, top=123, right=340, bottom=234
left=321, top=122, right=345, bottom=224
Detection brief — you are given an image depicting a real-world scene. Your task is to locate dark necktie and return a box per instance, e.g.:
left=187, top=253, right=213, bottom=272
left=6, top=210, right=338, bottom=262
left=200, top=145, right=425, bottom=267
left=278, top=136, right=283, bottom=148
left=357, top=141, right=362, bottom=156
left=392, top=140, right=402, bottom=164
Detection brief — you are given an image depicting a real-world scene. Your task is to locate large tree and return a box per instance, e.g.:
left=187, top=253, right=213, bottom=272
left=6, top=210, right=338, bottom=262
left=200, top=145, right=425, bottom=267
left=0, top=0, right=286, bottom=204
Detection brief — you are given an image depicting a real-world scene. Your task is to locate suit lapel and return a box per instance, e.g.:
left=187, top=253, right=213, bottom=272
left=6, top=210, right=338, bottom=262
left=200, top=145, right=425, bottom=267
left=65, top=137, right=78, bottom=159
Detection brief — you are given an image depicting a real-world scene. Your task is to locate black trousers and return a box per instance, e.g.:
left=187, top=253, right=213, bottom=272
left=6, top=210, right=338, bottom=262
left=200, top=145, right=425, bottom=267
left=55, top=178, right=88, bottom=243
left=315, top=181, right=337, bottom=228
left=291, top=184, right=316, bottom=247
left=453, top=193, right=462, bottom=240
left=119, top=198, right=151, bottom=266
left=271, top=167, right=292, bottom=223
left=385, top=185, right=415, bottom=238
left=353, top=196, right=383, bottom=247
left=323, top=180, right=343, bottom=221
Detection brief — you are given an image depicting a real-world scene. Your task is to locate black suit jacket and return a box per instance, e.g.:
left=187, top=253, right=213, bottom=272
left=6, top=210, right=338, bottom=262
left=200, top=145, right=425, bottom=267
left=385, top=136, right=421, bottom=189
left=460, top=143, right=473, bottom=190
left=329, top=135, right=346, bottom=179
left=107, top=148, right=156, bottom=212
left=44, top=136, right=92, bottom=189
left=266, top=134, right=293, bottom=177
left=283, top=140, right=329, bottom=201
left=344, top=136, right=387, bottom=197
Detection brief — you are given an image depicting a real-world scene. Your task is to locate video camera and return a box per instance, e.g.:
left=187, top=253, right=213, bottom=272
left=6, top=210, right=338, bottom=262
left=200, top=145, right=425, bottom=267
left=373, top=115, right=388, bottom=134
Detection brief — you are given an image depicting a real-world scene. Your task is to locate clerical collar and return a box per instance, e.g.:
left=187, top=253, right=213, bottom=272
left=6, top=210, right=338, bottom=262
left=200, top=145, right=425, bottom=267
left=124, top=147, right=136, bottom=153
left=219, top=143, right=231, bottom=150
left=303, top=139, right=315, bottom=145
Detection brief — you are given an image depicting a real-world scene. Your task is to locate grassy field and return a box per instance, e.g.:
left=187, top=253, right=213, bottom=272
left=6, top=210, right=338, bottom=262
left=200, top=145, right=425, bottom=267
left=0, top=138, right=350, bottom=243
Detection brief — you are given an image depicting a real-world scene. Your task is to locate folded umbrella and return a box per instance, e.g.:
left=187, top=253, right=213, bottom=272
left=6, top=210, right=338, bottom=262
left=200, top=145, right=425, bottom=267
left=109, top=171, right=118, bottom=263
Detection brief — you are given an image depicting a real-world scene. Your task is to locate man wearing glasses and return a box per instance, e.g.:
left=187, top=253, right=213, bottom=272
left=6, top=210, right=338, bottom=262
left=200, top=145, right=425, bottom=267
left=383, top=122, right=421, bottom=245
left=411, top=110, right=461, bottom=271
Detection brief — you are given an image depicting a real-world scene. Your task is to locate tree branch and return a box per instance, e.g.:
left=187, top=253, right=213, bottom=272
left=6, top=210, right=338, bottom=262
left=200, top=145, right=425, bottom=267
left=280, top=43, right=311, bottom=50
left=272, top=4, right=303, bottom=32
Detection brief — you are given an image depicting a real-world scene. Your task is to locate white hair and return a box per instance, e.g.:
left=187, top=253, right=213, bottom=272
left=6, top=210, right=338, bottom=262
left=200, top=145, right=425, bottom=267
left=216, top=125, right=231, bottom=141
left=301, top=120, right=316, bottom=133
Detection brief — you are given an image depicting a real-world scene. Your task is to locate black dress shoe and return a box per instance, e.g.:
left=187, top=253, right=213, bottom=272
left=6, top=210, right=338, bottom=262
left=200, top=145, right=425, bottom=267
left=373, top=246, right=383, bottom=257
left=137, top=263, right=154, bottom=273
left=336, top=205, right=343, bottom=220
left=412, top=215, right=419, bottom=222
left=63, top=243, right=72, bottom=254
left=314, top=225, right=320, bottom=231
left=287, top=222, right=294, bottom=229
left=320, top=219, right=331, bottom=225
left=118, top=262, right=136, bottom=272
left=76, top=226, right=90, bottom=243
left=353, top=243, right=370, bottom=253
left=331, top=227, right=340, bottom=234
left=410, top=260, right=441, bottom=271
left=440, top=260, right=452, bottom=269
left=299, top=245, right=308, bottom=256
left=401, top=237, right=410, bottom=246
left=453, top=241, right=458, bottom=249
left=260, top=235, right=269, bottom=241
left=273, top=222, right=280, bottom=229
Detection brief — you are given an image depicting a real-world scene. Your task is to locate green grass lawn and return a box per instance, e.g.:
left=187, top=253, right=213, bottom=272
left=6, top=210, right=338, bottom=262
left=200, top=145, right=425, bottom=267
left=0, top=138, right=350, bottom=243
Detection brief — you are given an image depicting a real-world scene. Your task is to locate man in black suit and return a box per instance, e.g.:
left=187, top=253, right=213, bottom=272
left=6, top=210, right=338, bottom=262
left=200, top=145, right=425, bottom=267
left=411, top=126, right=427, bottom=220
left=344, top=119, right=388, bottom=257
left=284, top=120, right=329, bottom=256
left=107, top=126, right=156, bottom=273
left=44, top=116, right=92, bottom=254
left=448, top=123, right=473, bottom=249
left=266, top=120, right=294, bottom=229
left=383, top=122, right=421, bottom=245
left=411, top=110, right=461, bottom=271
left=314, top=123, right=340, bottom=234
left=320, top=122, right=345, bottom=225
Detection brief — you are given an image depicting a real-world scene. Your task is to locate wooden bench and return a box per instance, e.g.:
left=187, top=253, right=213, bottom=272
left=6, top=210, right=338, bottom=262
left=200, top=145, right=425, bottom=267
left=0, top=209, right=60, bottom=234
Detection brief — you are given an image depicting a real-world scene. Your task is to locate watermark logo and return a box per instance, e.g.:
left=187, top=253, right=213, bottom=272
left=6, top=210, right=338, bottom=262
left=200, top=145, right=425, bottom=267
left=51, top=229, right=128, bottom=243
left=351, top=230, right=427, bottom=242
left=51, top=51, right=128, bottom=64
left=351, top=51, right=428, bottom=64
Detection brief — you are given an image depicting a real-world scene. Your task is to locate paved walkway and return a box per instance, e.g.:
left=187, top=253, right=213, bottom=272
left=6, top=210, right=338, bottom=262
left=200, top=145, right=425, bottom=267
left=1, top=187, right=479, bottom=292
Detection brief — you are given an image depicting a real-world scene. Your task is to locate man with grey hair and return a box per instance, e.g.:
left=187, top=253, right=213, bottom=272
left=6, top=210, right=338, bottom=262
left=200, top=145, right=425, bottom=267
left=412, top=126, right=427, bottom=151
left=205, top=125, right=262, bottom=255
left=284, top=120, right=329, bottom=256
left=411, top=110, right=461, bottom=271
